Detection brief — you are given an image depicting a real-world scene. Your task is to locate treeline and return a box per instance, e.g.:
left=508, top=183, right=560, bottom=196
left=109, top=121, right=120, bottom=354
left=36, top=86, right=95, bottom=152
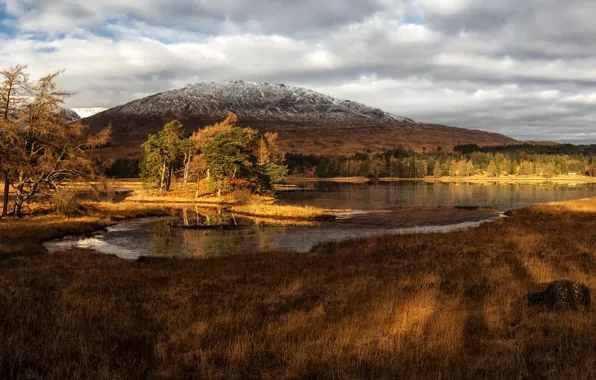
left=454, top=143, right=596, bottom=155
left=287, top=147, right=596, bottom=178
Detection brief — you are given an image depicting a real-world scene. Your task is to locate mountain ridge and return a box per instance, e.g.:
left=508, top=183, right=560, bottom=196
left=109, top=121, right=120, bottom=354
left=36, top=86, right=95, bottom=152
left=82, top=81, right=519, bottom=157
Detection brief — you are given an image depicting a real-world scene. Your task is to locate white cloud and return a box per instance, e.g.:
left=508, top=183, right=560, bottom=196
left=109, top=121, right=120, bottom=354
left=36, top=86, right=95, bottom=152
left=1, top=0, right=596, bottom=142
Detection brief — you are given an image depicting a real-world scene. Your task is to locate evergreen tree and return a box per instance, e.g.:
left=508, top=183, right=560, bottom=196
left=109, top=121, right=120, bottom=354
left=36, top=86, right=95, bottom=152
left=202, top=127, right=257, bottom=196
left=140, top=120, right=188, bottom=191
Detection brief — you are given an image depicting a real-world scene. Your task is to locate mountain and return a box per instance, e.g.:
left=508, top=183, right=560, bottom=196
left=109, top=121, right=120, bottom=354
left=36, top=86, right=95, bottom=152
left=71, top=108, right=107, bottom=118
left=83, top=81, right=518, bottom=158
left=60, top=107, right=82, bottom=122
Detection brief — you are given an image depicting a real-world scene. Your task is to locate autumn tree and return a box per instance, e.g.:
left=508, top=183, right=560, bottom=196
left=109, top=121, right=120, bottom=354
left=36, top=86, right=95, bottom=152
left=4, top=70, right=110, bottom=217
left=486, top=160, right=498, bottom=177
left=0, top=64, right=30, bottom=217
left=189, top=113, right=287, bottom=195
left=433, top=161, right=442, bottom=178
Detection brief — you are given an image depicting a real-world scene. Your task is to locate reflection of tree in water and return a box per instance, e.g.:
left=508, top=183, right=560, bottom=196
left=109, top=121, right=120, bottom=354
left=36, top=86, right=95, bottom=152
left=181, top=227, right=283, bottom=258
left=170, top=207, right=288, bottom=258
left=313, top=182, right=341, bottom=192
left=176, top=207, right=238, bottom=227
left=149, top=222, right=184, bottom=257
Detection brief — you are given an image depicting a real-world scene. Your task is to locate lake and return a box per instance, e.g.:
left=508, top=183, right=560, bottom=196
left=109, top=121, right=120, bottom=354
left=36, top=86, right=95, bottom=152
left=44, top=181, right=596, bottom=259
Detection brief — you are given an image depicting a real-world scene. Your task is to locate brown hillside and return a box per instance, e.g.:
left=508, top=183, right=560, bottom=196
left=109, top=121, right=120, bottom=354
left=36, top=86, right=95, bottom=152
left=82, top=81, right=518, bottom=157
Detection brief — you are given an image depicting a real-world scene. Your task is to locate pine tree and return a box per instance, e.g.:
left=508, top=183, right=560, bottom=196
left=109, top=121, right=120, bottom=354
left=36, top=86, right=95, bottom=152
left=202, top=127, right=257, bottom=196
left=140, top=120, right=187, bottom=191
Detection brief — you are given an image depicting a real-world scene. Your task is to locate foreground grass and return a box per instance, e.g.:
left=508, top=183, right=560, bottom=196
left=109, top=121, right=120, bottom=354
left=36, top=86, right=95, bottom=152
left=2, top=199, right=596, bottom=378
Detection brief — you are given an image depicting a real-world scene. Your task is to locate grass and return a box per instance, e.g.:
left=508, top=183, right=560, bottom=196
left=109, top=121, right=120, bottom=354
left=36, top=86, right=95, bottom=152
left=2, top=198, right=596, bottom=378
left=0, top=201, right=172, bottom=256
left=124, top=186, right=338, bottom=220
left=228, top=202, right=338, bottom=220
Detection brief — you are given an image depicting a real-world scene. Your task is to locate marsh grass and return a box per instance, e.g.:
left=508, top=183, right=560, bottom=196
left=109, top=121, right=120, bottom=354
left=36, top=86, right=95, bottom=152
left=228, top=202, right=338, bottom=220
left=2, top=199, right=596, bottom=378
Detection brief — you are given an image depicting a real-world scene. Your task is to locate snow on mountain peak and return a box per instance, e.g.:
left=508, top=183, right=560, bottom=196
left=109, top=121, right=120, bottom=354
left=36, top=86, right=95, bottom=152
left=100, top=81, right=416, bottom=124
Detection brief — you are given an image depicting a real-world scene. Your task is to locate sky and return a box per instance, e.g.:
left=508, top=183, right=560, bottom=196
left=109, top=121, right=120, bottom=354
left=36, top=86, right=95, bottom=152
left=1, top=0, right=596, bottom=143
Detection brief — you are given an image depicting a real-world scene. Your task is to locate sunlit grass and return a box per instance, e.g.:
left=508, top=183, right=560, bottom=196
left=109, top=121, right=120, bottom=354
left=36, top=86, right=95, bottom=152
left=3, top=188, right=596, bottom=377
left=229, top=202, right=338, bottom=220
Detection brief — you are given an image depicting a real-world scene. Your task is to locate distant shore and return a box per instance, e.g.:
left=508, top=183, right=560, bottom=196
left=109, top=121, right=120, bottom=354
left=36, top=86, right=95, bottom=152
left=287, top=174, right=596, bottom=184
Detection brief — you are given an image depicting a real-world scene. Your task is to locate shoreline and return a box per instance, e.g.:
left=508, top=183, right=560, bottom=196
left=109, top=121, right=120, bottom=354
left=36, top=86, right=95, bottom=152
left=286, top=174, right=596, bottom=184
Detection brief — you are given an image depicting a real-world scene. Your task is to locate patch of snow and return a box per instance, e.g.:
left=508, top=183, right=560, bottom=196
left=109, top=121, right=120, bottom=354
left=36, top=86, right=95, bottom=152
left=71, top=107, right=107, bottom=118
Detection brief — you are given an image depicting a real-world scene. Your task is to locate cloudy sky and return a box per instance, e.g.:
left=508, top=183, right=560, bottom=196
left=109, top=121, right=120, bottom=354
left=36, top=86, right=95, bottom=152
left=1, top=0, right=596, bottom=143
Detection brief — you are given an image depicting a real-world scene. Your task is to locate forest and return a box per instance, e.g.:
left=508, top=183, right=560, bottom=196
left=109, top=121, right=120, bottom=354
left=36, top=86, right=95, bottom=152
left=286, top=145, right=596, bottom=178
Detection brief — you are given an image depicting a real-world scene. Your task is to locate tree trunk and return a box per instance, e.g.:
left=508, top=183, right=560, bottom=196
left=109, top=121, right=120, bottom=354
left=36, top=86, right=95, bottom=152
left=160, top=164, right=167, bottom=192
left=195, top=174, right=201, bottom=199
left=14, top=184, right=24, bottom=218
left=2, top=171, right=9, bottom=217
left=166, top=166, right=173, bottom=192
left=182, top=154, right=190, bottom=189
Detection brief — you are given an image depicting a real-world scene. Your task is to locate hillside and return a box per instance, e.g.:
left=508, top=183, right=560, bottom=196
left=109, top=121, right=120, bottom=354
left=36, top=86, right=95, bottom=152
left=82, top=81, right=518, bottom=157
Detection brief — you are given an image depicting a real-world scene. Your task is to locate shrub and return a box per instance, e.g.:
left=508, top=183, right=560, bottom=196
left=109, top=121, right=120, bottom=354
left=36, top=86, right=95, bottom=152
left=231, top=187, right=253, bottom=205
left=51, top=190, right=83, bottom=217
left=90, top=177, right=116, bottom=202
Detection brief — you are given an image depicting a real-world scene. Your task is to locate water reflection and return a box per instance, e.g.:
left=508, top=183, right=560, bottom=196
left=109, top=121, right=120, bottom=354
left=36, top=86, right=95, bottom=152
left=43, top=182, right=596, bottom=260
left=280, top=181, right=596, bottom=210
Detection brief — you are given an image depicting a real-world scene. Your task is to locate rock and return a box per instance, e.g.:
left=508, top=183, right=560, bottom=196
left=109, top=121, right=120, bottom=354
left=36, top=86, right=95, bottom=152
left=528, top=279, right=591, bottom=311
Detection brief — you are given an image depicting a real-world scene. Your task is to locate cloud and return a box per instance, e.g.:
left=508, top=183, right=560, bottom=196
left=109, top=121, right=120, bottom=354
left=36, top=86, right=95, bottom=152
left=1, top=0, right=596, bottom=142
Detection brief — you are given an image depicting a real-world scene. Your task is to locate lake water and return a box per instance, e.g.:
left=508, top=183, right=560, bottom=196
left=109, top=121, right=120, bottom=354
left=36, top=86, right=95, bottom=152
left=44, top=181, right=596, bottom=259
left=278, top=181, right=596, bottom=210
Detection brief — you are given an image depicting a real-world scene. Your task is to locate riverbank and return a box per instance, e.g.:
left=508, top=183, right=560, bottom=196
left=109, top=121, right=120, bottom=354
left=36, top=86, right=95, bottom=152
left=287, top=174, right=596, bottom=184
left=0, top=201, right=173, bottom=256
left=2, top=198, right=596, bottom=378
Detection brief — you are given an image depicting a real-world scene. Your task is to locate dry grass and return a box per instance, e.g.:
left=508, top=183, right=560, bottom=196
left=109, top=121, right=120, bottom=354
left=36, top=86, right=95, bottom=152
left=0, top=201, right=171, bottom=256
left=125, top=187, right=337, bottom=220
left=2, top=198, right=596, bottom=378
left=125, top=188, right=276, bottom=206
left=229, top=202, right=338, bottom=220
left=287, top=176, right=372, bottom=183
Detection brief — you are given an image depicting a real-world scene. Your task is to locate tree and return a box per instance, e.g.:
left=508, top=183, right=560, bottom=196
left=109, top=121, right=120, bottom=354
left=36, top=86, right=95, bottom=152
left=140, top=120, right=188, bottom=191
left=486, top=160, right=498, bottom=177
left=5, top=70, right=110, bottom=217
left=180, top=138, right=196, bottom=189
left=202, top=126, right=257, bottom=196
left=433, top=161, right=442, bottom=178
left=0, top=64, right=30, bottom=217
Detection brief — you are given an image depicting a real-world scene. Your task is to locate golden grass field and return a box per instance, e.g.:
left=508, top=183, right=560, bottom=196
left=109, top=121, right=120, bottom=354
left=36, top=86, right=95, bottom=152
left=2, top=194, right=596, bottom=378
